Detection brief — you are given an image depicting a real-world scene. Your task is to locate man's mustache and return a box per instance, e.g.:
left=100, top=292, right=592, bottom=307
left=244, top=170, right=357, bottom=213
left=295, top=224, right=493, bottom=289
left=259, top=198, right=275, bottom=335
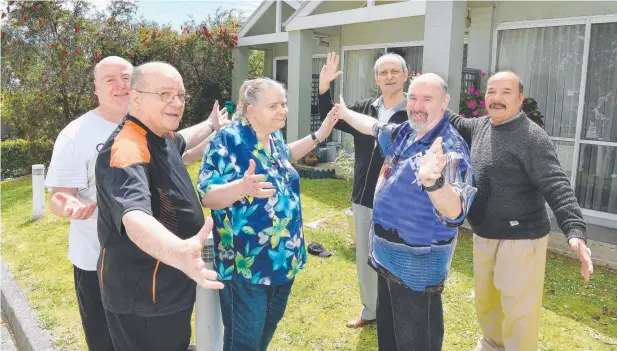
left=490, top=103, right=506, bottom=109
left=409, top=110, right=428, bottom=118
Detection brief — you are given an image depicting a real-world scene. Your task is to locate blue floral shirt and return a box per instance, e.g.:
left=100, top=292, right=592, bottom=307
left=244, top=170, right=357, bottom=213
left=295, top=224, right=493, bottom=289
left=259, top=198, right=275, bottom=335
left=197, top=119, right=306, bottom=286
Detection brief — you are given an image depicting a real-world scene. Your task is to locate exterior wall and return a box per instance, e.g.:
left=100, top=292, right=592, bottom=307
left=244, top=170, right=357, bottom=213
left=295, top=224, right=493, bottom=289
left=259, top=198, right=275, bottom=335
left=466, top=7, right=493, bottom=86
left=494, top=1, right=617, bottom=24
left=272, top=36, right=335, bottom=58
left=341, top=17, right=424, bottom=47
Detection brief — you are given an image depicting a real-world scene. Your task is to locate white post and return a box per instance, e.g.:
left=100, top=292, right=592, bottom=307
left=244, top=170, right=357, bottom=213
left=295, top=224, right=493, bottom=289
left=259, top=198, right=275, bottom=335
left=195, top=234, right=223, bottom=351
left=275, top=0, right=282, bottom=33
left=32, top=164, right=45, bottom=220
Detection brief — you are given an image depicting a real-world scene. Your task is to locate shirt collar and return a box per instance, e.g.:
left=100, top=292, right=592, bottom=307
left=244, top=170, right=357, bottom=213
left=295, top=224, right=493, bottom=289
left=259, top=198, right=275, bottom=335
left=125, top=114, right=167, bottom=144
left=371, top=93, right=408, bottom=113
left=415, top=112, right=450, bottom=146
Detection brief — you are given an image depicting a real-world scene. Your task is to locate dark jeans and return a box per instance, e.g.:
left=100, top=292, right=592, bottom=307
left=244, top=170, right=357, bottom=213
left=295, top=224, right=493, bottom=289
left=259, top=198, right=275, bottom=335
left=376, top=274, right=444, bottom=351
left=105, top=308, right=192, bottom=351
left=219, top=278, right=294, bottom=351
left=73, top=265, right=114, bottom=351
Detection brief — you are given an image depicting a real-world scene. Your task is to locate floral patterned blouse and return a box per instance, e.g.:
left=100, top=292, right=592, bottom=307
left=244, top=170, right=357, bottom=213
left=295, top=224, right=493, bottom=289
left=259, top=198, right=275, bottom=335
left=197, top=118, right=306, bottom=286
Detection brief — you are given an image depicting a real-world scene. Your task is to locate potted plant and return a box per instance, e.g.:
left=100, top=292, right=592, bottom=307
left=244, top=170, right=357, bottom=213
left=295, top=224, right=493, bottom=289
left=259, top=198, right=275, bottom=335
left=303, top=150, right=319, bottom=166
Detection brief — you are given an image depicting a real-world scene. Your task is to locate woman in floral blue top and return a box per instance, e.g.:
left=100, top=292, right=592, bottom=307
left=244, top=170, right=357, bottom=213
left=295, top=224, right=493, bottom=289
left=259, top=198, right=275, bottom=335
left=197, top=77, right=338, bottom=351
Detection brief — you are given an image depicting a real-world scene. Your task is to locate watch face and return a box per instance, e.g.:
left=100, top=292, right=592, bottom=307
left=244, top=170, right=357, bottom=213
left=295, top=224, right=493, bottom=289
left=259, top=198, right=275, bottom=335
left=437, top=175, right=445, bottom=186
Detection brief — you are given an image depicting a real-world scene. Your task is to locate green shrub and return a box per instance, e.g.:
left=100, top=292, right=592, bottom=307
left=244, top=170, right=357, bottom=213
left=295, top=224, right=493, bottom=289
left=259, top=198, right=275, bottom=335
left=1, top=139, right=54, bottom=179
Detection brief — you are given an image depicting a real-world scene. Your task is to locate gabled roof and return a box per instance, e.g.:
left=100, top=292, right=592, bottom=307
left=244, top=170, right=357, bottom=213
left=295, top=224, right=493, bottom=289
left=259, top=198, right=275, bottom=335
left=238, top=0, right=303, bottom=38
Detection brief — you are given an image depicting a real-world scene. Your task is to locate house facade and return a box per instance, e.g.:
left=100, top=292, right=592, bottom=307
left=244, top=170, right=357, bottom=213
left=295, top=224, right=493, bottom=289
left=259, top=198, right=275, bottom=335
left=232, top=0, right=617, bottom=242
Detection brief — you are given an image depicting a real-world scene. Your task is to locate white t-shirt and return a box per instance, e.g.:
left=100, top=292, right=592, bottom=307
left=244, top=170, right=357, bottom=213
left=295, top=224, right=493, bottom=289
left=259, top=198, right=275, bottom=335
left=45, top=111, right=118, bottom=271
left=378, top=104, right=397, bottom=123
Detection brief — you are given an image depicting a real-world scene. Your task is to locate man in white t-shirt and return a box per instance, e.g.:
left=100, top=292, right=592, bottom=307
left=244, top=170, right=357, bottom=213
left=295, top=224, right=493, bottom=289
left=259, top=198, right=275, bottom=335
left=45, top=56, right=227, bottom=350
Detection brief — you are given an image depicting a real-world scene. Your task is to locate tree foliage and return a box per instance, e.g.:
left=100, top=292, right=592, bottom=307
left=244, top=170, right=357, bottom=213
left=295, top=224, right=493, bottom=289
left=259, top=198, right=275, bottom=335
left=1, top=0, right=248, bottom=139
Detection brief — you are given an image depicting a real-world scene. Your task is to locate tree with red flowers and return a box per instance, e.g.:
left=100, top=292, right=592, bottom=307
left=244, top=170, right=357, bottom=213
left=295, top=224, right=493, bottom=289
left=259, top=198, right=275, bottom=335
left=1, top=1, right=244, bottom=140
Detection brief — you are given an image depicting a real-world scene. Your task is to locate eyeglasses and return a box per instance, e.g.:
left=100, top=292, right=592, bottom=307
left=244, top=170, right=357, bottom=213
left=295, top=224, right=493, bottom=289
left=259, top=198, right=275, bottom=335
left=136, top=90, right=189, bottom=104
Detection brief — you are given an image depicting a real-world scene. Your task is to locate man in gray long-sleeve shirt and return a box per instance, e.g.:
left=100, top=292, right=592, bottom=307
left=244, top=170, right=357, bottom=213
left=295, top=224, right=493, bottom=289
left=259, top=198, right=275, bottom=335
left=448, top=71, right=593, bottom=351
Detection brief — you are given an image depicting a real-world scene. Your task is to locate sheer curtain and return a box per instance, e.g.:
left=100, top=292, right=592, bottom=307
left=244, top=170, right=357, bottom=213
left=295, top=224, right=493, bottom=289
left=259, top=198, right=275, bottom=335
left=341, top=48, right=384, bottom=151
left=497, top=25, right=585, bottom=139
left=497, top=23, right=617, bottom=214
left=577, top=22, right=617, bottom=214
left=387, top=46, right=423, bottom=75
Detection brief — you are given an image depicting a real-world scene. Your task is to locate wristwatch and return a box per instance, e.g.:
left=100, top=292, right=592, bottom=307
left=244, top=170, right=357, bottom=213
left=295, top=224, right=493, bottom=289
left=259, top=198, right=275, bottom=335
left=423, top=175, right=445, bottom=192
left=310, top=132, right=320, bottom=145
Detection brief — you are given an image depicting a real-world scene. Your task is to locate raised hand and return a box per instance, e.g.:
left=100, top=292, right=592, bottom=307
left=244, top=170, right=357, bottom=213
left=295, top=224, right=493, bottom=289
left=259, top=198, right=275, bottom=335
left=336, top=94, right=351, bottom=121
left=240, top=159, right=276, bottom=198
left=418, top=137, right=446, bottom=187
left=181, top=217, right=225, bottom=289
left=54, top=192, right=97, bottom=220
left=217, top=105, right=231, bottom=128
left=569, top=238, right=593, bottom=281
left=319, top=52, right=343, bottom=93
left=208, top=100, right=222, bottom=131
left=315, top=106, right=340, bottom=142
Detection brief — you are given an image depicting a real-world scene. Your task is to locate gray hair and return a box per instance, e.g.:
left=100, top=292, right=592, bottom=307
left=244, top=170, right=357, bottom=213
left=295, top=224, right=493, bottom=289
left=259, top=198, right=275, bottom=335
left=234, top=77, right=286, bottom=119
left=130, top=61, right=181, bottom=90
left=373, top=53, right=407, bottom=74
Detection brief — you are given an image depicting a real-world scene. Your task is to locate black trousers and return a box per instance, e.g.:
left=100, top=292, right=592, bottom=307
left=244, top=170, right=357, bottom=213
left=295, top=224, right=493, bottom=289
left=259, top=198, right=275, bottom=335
left=105, top=307, right=193, bottom=351
left=376, top=274, right=444, bottom=351
left=73, top=265, right=114, bottom=351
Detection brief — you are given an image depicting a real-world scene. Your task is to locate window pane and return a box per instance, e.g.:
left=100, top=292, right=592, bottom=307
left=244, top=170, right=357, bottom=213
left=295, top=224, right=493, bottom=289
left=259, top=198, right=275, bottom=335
left=553, top=140, right=575, bottom=180
left=497, top=25, right=585, bottom=138
left=576, top=144, right=617, bottom=214
left=581, top=22, right=617, bottom=143
left=342, top=49, right=384, bottom=152
left=387, top=46, right=423, bottom=74
left=275, top=59, right=288, bottom=88
left=343, top=49, right=384, bottom=102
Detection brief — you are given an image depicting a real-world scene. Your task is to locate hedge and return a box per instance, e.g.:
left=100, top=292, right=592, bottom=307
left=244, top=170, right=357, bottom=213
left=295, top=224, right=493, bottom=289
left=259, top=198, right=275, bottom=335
left=1, top=139, right=54, bottom=179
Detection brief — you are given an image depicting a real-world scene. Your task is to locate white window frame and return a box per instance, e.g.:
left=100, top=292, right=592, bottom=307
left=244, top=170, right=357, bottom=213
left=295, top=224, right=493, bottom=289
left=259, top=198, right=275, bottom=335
left=491, top=14, right=617, bottom=224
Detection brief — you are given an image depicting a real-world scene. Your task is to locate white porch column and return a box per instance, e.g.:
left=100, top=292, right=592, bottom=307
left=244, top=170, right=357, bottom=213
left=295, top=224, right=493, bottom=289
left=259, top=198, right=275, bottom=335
left=264, top=49, right=274, bottom=79
left=422, top=0, right=467, bottom=112
left=468, top=7, right=495, bottom=87
left=286, top=30, right=313, bottom=142
left=232, top=47, right=249, bottom=103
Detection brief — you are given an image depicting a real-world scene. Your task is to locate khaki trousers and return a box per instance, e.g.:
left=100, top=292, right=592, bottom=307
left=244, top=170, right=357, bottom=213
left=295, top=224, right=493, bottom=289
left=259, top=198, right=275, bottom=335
left=473, top=234, right=549, bottom=351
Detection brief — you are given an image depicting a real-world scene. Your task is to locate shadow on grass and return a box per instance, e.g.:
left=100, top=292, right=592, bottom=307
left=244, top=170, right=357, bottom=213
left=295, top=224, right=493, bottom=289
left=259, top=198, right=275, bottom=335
left=356, top=324, right=378, bottom=351
left=451, top=230, right=617, bottom=340
left=1, top=177, right=33, bottom=212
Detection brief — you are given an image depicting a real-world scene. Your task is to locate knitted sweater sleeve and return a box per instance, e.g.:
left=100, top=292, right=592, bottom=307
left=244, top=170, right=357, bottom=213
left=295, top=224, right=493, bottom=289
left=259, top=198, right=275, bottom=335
left=525, top=131, right=587, bottom=242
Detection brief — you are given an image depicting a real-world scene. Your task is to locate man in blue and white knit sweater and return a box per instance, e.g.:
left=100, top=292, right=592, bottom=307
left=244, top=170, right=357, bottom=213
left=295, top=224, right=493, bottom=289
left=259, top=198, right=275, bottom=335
left=334, top=73, right=476, bottom=351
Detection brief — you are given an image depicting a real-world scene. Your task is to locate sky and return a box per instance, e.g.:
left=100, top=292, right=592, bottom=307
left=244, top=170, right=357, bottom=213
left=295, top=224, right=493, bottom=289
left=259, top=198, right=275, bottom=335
left=91, top=0, right=262, bottom=30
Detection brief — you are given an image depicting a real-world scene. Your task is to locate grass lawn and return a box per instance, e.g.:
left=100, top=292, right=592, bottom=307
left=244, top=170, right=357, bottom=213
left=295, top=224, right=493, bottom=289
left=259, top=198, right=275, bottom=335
left=1, top=163, right=616, bottom=350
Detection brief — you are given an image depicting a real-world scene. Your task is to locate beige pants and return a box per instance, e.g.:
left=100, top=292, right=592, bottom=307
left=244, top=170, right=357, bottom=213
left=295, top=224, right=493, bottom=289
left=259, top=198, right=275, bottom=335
left=473, top=234, right=549, bottom=351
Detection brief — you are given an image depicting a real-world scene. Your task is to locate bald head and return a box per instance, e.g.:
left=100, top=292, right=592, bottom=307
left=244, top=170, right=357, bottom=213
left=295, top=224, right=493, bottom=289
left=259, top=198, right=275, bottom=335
left=407, top=73, right=450, bottom=135
left=93, top=56, right=133, bottom=119
left=488, top=71, right=523, bottom=94
left=409, top=73, right=448, bottom=98
left=93, top=56, right=133, bottom=81
left=130, top=62, right=182, bottom=91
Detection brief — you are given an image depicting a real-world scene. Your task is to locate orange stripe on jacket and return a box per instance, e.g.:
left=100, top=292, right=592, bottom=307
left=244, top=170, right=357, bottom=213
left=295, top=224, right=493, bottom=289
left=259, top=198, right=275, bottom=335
left=152, top=260, right=160, bottom=303
left=110, top=120, right=151, bottom=168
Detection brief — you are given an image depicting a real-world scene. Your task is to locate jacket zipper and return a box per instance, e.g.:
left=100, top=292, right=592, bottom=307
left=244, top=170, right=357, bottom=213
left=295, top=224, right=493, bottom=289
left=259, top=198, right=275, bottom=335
left=100, top=248, right=106, bottom=288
